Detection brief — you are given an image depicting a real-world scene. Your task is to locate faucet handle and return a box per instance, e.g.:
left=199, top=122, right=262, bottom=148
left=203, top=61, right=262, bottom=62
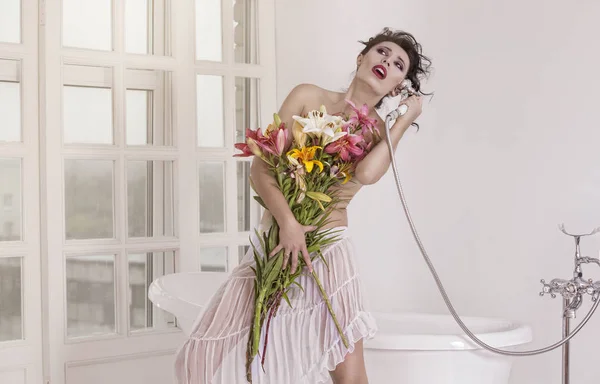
left=539, top=278, right=579, bottom=299
left=592, top=281, right=600, bottom=302
left=540, top=279, right=557, bottom=298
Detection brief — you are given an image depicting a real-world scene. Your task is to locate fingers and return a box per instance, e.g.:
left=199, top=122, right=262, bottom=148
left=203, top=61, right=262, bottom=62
left=269, top=244, right=282, bottom=259
left=290, top=249, right=299, bottom=274
left=282, top=248, right=291, bottom=269
left=302, top=247, right=314, bottom=274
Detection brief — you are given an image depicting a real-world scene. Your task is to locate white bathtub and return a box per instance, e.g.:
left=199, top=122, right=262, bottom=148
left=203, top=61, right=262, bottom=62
left=149, top=272, right=533, bottom=384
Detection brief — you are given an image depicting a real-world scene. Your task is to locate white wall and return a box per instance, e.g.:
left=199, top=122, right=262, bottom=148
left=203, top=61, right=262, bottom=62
left=275, top=0, right=600, bottom=383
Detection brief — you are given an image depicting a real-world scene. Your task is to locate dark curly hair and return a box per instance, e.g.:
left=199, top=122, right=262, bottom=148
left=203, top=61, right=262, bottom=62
left=358, top=27, right=433, bottom=110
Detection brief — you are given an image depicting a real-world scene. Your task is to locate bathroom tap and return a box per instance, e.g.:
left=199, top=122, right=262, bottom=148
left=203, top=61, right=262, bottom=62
left=539, top=225, right=600, bottom=303
left=540, top=277, right=600, bottom=302
left=538, top=224, right=600, bottom=384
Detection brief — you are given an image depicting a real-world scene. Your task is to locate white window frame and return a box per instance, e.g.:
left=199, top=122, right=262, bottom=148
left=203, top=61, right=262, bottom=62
left=0, top=0, right=44, bottom=383
left=39, top=1, right=276, bottom=384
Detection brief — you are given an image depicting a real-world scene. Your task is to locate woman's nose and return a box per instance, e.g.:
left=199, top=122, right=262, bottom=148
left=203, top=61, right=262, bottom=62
left=382, top=58, right=390, bottom=66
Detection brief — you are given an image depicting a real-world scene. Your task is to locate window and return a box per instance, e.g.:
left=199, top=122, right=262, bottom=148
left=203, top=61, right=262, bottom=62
left=0, top=1, right=42, bottom=383
left=37, top=0, right=277, bottom=382
left=0, top=0, right=276, bottom=381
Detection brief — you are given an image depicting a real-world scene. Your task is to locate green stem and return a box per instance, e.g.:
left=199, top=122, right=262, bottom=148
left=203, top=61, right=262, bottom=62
left=253, top=291, right=266, bottom=353
left=311, top=270, right=349, bottom=349
left=246, top=289, right=266, bottom=382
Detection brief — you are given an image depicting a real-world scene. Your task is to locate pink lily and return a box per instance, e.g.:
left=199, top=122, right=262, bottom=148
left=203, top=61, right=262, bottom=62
left=352, top=140, right=372, bottom=164
left=234, top=128, right=263, bottom=157
left=345, top=99, right=379, bottom=137
left=324, top=133, right=364, bottom=161
left=234, top=124, right=289, bottom=158
left=255, top=123, right=288, bottom=156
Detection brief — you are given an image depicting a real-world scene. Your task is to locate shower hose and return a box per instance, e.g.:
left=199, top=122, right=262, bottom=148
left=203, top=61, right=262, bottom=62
left=383, top=114, right=600, bottom=356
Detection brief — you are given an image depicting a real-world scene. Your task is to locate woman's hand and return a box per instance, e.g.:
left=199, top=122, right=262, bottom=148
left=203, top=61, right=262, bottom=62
left=396, top=95, right=423, bottom=126
left=268, top=219, right=317, bottom=274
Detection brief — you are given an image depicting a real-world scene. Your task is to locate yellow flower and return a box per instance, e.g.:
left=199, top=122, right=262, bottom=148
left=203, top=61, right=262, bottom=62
left=330, top=163, right=353, bottom=184
left=287, top=146, right=323, bottom=173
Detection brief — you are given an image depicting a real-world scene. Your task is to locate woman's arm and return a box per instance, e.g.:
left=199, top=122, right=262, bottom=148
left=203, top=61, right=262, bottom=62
left=249, top=83, right=314, bottom=226
left=353, top=95, right=423, bottom=185
left=249, top=83, right=319, bottom=273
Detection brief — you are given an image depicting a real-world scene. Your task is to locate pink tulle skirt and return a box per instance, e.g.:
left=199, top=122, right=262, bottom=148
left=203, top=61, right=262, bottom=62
left=174, top=226, right=378, bottom=384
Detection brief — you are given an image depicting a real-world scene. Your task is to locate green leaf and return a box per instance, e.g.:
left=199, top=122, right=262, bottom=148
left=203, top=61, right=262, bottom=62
left=253, top=195, right=268, bottom=210
left=265, top=252, right=284, bottom=284
left=282, top=292, right=293, bottom=308
left=254, top=229, right=267, bottom=256
left=306, top=191, right=332, bottom=202
left=317, top=249, right=330, bottom=272
left=267, top=222, right=279, bottom=251
left=253, top=250, right=263, bottom=281
left=292, top=280, right=305, bottom=293
left=262, top=232, right=271, bottom=256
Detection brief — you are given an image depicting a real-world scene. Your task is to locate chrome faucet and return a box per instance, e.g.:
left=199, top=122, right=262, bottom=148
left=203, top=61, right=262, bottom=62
left=539, top=225, right=600, bottom=384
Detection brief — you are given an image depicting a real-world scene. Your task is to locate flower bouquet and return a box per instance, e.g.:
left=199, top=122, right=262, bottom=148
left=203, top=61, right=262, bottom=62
left=234, top=100, right=381, bottom=382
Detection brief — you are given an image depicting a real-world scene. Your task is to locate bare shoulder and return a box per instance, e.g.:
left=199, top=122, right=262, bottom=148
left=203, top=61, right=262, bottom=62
left=286, top=83, right=327, bottom=104
left=279, top=83, right=327, bottom=118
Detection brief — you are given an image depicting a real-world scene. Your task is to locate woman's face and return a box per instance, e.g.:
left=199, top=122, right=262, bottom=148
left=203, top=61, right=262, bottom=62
left=357, top=42, right=410, bottom=97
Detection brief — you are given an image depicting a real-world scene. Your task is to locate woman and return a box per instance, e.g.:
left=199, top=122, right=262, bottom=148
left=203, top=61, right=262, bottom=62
left=175, top=27, right=432, bottom=384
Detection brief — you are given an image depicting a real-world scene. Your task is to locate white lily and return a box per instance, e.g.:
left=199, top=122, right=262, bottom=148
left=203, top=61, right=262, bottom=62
left=293, top=105, right=347, bottom=146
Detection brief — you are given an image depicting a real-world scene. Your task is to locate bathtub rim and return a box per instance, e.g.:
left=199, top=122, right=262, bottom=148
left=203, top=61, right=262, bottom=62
left=363, top=311, right=533, bottom=351
left=148, top=273, right=534, bottom=351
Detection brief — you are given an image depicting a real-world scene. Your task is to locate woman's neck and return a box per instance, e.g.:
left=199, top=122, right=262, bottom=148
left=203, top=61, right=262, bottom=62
left=336, top=79, right=381, bottom=114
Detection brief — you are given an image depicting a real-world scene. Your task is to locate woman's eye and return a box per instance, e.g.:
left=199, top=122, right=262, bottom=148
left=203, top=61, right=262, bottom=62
left=396, top=63, right=403, bottom=71
left=377, top=48, right=386, bottom=55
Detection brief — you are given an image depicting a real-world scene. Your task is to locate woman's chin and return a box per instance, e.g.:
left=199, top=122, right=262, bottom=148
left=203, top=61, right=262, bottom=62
left=355, top=75, right=387, bottom=97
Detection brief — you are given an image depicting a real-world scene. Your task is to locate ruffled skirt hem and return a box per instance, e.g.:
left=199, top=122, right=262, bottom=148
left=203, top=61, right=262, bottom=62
left=174, top=227, right=378, bottom=384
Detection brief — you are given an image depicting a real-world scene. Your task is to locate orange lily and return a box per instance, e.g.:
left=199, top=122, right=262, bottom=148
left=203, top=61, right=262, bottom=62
left=287, top=146, right=323, bottom=173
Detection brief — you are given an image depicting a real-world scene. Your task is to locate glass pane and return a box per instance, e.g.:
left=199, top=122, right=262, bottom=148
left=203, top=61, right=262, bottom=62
left=125, top=0, right=150, bottom=54
left=126, top=90, right=149, bottom=145
left=199, top=247, right=227, bottom=272
left=195, top=0, right=222, bottom=61
left=0, top=0, right=20, bottom=43
left=126, top=0, right=171, bottom=55
left=126, top=69, right=174, bottom=146
left=197, top=75, right=224, bottom=147
left=0, top=158, right=22, bottom=242
left=127, top=161, right=175, bottom=238
left=63, top=85, right=113, bottom=144
left=237, top=161, right=251, bottom=232
left=0, top=82, right=20, bottom=143
left=0, top=60, right=21, bottom=142
left=0, top=257, right=23, bottom=342
left=233, top=0, right=258, bottom=64
left=238, top=245, right=249, bottom=264
left=234, top=77, right=260, bottom=145
left=65, top=160, right=114, bottom=240
left=199, top=162, right=225, bottom=233
left=66, top=255, right=116, bottom=338
left=63, top=0, right=112, bottom=50
left=128, top=251, right=176, bottom=331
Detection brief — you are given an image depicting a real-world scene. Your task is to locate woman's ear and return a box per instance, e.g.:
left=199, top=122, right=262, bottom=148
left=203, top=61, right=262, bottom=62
left=356, top=54, right=363, bottom=67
